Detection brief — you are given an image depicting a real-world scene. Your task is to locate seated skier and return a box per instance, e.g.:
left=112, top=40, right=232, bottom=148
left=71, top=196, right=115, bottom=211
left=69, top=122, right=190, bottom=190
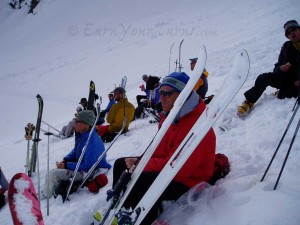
left=42, top=110, right=111, bottom=199
left=98, top=93, right=116, bottom=125
left=97, top=87, right=135, bottom=143
left=60, top=106, right=82, bottom=138
left=237, top=20, right=300, bottom=116
left=112, top=72, right=216, bottom=224
left=136, top=74, right=161, bottom=107
left=135, top=81, right=161, bottom=119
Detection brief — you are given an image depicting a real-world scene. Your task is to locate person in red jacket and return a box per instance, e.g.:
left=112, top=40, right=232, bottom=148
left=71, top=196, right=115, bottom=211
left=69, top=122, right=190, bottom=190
left=112, top=72, right=216, bottom=224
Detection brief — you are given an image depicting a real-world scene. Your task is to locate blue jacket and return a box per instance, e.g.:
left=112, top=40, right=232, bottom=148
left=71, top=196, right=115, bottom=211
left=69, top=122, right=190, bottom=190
left=145, top=85, right=160, bottom=104
left=63, top=130, right=111, bottom=172
left=104, top=99, right=116, bottom=113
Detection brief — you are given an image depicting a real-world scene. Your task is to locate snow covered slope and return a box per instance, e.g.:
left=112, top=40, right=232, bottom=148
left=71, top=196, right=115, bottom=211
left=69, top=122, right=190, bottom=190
left=0, top=0, right=299, bottom=224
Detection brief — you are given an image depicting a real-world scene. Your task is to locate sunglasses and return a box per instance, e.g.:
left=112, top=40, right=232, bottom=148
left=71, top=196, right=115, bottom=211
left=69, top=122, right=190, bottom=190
left=159, top=90, right=177, bottom=97
left=286, top=27, right=297, bottom=36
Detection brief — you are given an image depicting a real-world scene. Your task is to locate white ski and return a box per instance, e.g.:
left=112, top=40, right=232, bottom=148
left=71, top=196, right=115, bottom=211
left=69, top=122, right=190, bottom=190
left=129, top=49, right=250, bottom=225
left=101, top=46, right=208, bottom=225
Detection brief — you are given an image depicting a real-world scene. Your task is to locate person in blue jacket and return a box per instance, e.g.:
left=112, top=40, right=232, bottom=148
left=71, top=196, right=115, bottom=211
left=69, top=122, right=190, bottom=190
left=99, top=93, right=116, bottom=124
left=42, top=110, right=111, bottom=198
left=135, top=81, right=161, bottom=119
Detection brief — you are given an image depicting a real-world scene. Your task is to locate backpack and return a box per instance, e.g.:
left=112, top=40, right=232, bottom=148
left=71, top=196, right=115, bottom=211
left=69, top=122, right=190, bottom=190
left=87, top=173, right=108, bottom=193
left=208, top=153, right=230, bottom=185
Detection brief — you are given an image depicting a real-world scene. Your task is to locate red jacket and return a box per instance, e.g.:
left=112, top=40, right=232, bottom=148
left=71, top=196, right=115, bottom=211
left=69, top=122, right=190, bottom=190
left=144, top=100, right=216, bottom=187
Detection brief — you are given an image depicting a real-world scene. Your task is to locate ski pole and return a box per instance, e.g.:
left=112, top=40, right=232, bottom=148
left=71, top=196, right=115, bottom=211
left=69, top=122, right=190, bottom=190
left=42, top=120, right=64, bottom=135
left=76, top=117, right=127, bottom=192
left=274, top=116, right=300, bottom=190
left=47, top=129, right=50, bottom=216
left=43, top=128, right=53, bottom=215
left=292, top=97, right=298, bottom=111
left=64, top=103, right=101, bottom=202
left=260, top=104, right=299, bottom=182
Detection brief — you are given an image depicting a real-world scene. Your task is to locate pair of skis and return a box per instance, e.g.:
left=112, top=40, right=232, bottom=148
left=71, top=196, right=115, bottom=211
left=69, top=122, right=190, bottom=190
left=95, top=48, right=250, bottom=225
left=169, top=39, right=184, bottom=74
left=27, top=95, right=43, bottom=177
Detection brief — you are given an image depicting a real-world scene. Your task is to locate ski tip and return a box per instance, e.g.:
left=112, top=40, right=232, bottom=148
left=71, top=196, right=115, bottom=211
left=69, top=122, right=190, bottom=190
left=240, top=49, right=249, bottom=56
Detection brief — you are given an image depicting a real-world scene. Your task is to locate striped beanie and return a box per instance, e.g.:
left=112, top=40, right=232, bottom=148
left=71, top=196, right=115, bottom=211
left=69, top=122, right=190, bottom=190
left=160, top=72, right=190, bottom=93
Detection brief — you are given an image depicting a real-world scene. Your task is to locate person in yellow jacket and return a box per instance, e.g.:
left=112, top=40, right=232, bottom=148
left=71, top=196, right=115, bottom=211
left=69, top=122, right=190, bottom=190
left=190, top=57, right=209, bottom=99
left=97, top=87, right=135, bottom=142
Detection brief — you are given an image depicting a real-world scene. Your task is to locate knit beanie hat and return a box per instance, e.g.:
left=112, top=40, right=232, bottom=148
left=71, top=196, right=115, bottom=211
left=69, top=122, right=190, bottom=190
left=160, top=72, right=190, bottom=92
left=284, top=20, right=300, bottom=37
left=76, top=110, right=95, bottom=126
left=112, top=87, right=126, bottom=93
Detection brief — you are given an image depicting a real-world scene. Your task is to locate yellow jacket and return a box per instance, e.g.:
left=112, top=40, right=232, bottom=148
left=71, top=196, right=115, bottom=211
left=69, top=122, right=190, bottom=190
left=193, top=69, right=209, bottom=91
left=106, top=98, right=135, bottom=133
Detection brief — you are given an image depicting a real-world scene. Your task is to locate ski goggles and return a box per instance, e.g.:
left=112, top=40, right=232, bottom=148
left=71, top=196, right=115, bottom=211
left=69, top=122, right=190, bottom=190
left=159, top=90, right=177, bottom=97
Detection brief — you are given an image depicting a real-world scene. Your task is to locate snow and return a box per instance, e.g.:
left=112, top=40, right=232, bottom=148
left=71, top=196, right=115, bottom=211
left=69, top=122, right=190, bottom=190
left=0, top=0, right=299, bottom=224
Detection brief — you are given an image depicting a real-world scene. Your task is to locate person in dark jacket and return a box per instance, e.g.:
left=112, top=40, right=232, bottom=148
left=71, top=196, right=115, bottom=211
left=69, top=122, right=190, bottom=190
left=136, top=74, right=161, bottom=106
left=112, top=72, right=216, bottom=224
left=79, top=97, right=88, bottom=110
left=238, top=20, right=300, bottom=116
left=42, top=110, right=111, bottom=198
